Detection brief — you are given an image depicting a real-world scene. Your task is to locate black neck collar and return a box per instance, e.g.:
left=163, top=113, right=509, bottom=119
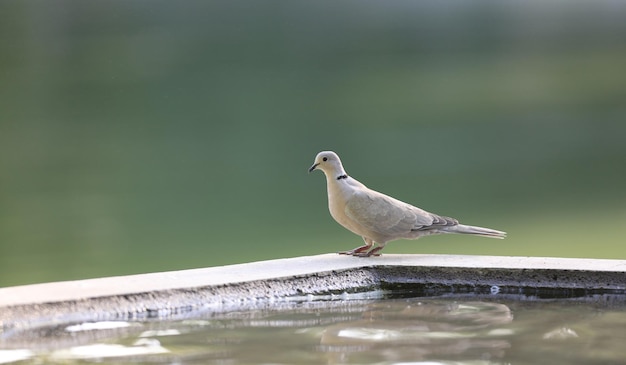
left=336, top=174, right=348, bottom=180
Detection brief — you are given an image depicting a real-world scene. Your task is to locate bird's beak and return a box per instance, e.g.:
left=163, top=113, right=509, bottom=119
left=308, top=163, right=319, bottom=173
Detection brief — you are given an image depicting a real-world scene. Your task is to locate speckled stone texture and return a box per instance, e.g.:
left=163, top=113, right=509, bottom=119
left=1, top=254, right=625, bottom=332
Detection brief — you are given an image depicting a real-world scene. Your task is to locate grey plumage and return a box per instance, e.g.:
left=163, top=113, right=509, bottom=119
left=309, top=151, right=506, bottom=257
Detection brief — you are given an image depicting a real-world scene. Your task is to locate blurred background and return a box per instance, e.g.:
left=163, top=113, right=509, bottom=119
left=1, top=1, right=625, bottom=287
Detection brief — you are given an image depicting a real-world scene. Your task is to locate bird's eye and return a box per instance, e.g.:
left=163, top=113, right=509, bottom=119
left=323, top=157, right=328, bottom=161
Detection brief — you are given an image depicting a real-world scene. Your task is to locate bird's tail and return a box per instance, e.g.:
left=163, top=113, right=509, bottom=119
left=444, top=224, right=506, bottom=239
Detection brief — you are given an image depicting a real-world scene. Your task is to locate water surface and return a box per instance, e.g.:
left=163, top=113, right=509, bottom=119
left=2, top=295, right=625, bottom=364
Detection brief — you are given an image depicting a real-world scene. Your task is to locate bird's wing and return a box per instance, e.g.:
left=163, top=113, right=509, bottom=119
left=344, top=188, right=448, bottom=237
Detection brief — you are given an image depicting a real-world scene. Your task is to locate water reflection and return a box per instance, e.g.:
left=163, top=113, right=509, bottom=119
left=320, top=301, right=512, bottom=363
left=2, top=297, right=626, bottom=364
left=49, top=340, right=169, bottom=361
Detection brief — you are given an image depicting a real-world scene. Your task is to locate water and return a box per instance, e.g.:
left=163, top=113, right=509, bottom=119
left=2, top=294, right=626, bottom=364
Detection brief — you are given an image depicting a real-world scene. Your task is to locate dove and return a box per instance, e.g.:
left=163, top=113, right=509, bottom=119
left=308, top=151, right=506, bottom=257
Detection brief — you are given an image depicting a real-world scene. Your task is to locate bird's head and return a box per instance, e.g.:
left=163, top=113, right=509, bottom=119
left=308, top=151, right=344, bottom=176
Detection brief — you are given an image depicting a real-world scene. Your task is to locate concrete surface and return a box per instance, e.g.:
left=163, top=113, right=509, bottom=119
left=1, top=254, right=626, bottom=332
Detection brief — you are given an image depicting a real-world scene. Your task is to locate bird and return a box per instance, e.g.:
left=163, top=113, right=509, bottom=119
left=308, top=151, right=506, bottom=257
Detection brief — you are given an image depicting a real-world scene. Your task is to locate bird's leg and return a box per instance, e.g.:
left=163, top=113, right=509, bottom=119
left=338, top=244, right=370, bottom=255
left=338, top=237, right=373, bottom=255
left=364, top=246, right=384, bottom=257
left=353, top=244, right=384, bottom=257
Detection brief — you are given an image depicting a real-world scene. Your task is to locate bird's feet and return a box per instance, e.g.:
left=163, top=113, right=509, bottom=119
left=353, top=251, right=381, bottom=257
left=338, top=246, right=383, bottom=257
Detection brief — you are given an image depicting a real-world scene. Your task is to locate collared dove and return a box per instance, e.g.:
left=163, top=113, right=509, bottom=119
left=309, top=151, right=506, bottom=257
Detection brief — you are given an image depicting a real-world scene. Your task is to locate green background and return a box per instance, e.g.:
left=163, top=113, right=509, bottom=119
left=1, top=1, right=625, bottom=287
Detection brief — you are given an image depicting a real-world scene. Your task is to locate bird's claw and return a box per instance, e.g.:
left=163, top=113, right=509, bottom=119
left=353, top=252, right=381, bottom=257
left=337, top=250, right=381, bottom=257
